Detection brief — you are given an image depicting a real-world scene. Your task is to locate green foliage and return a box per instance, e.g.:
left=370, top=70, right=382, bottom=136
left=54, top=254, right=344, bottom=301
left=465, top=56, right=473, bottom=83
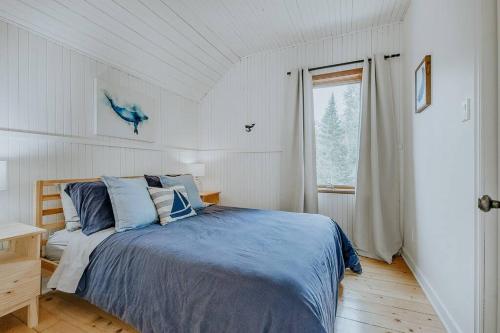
left=316, top=84, right=360, bottom=186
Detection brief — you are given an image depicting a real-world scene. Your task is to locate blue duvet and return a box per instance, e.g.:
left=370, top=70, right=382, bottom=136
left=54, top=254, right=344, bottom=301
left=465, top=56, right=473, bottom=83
left=77, top=206, right=361, bottom=333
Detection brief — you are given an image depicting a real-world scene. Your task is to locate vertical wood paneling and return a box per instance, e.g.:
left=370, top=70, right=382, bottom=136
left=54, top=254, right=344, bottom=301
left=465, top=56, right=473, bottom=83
left=0, top=134, right=197, bottom=226
left=18, top=29, right=29, bottom=131
left=318, top=193, right=356, bottom=242
left=0, top=21, right=200, bottom=225
left=199, top=23, right=402, bottom=223
left=0, top=22, right=7, bottom=128
left=200, top=24, right=401, bottom=152
left=199, top=151, right=280, bottom=210
left=7, top=24, right=18, bottom=130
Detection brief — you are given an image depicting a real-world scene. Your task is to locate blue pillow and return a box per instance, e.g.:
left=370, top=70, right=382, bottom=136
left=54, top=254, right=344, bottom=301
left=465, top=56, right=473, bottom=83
left=65, top=182, right=115, bottom=235
left=144, top=175, right=162, bottom=188
left=102, top=176, right=158, bottom=232
left=144, top=174, right=182, bottom=188
left=160, top=175, right=204, bottom=210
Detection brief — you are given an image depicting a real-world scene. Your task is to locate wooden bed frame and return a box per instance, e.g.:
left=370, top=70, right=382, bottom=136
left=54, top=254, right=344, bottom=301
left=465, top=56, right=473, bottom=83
left=34, top=177, right=141, bottom=273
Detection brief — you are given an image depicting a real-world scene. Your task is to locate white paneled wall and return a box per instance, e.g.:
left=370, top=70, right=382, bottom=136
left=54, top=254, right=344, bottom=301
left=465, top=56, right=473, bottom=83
left=0, top=17, right=403, bottom=229
left=200, top=23, right=402, bottom=152
left=199, top=23, right=402, bottom=225
left=199, top=151, right=281, bottom=210
left=0, top=20, right=200, bottom=225
left=318, top=193, right=356, bottom=239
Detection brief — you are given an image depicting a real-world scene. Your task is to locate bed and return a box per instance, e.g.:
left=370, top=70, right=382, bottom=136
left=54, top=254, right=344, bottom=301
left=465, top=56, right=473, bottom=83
left=44, top=228, right=75, bottom=261
left=35, top=177, right=361, bottom=333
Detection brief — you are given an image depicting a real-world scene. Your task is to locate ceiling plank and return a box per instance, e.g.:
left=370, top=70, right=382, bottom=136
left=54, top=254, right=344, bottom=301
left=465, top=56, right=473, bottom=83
left=0, top=0, right=202, bottom=100
left=65, top=0, right=217, bottom=86
left=120, top=0, right=231, bottom=74
left=162, top=0, right=240, bottom=63
left=0, top=0, right=410, bottom=101
left=32, top=0, right=210, bottom=91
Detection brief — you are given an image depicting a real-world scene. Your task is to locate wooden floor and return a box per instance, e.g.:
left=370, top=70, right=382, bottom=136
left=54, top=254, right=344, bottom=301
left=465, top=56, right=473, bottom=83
left=1, top=256, right=445, bottom=333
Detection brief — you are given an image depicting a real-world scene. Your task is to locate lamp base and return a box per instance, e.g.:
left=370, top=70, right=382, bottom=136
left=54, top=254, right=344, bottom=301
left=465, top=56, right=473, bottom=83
left=194, top=176, right=202, bottom=191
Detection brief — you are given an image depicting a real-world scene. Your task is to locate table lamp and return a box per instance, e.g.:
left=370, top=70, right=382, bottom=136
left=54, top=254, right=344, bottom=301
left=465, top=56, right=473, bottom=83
left=187, top=163, right=205, bottom=190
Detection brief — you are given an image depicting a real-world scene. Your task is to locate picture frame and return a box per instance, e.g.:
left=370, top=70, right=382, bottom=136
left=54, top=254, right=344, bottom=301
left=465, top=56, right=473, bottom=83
left=415, top=55, right=431, bottom=113
left=94, top=79, right=157, bottom=142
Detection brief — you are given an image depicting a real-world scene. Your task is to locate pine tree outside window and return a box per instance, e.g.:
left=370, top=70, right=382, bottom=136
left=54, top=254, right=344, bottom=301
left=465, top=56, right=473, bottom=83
left=312, top=68, right=362, bottom=194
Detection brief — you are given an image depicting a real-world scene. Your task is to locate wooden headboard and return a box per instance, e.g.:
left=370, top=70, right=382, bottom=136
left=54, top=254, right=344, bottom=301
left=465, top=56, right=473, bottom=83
left=35, top=177, right=100, bottom=272
left=34, top=176, right=141, bottom=272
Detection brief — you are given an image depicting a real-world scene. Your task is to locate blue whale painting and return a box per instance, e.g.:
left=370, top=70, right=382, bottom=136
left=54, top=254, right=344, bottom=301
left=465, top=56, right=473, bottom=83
left=103, top=90, right=149, bottom=135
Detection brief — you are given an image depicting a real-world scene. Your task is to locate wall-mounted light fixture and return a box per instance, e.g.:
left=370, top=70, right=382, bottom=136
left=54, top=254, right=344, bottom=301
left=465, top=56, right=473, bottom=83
left=245, top=123, right=255, bottom=132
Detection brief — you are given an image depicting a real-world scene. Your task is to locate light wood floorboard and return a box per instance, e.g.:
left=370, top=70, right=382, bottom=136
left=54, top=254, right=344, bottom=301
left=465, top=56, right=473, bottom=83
left=0, top=256, right=445, bottom=333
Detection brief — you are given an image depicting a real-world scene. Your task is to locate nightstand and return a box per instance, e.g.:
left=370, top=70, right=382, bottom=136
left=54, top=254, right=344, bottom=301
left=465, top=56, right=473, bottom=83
left=200, top=191, right=221, bottom=204
left=0, top=223, right=44, bottom=328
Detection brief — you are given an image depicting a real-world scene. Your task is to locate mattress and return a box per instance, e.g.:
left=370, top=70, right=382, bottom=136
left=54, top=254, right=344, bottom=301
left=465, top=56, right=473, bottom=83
left=45, top=228, right=80, bottom=261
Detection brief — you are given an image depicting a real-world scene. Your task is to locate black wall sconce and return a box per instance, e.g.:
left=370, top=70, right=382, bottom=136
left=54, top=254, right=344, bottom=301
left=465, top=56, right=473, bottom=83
left=245, top=123, right=255, bottom=132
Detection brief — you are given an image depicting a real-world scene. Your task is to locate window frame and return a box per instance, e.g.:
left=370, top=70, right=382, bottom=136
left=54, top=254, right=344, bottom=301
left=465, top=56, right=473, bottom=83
left=318, top=185, right=356, bottom=195
left=312, top=68, right=363, bottom=87
left=313, top=67, right=363, bottom=194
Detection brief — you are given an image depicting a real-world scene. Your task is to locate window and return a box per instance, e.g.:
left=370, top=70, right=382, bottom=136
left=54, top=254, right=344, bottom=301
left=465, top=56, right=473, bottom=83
left=313, top=69, right=362, bottom=192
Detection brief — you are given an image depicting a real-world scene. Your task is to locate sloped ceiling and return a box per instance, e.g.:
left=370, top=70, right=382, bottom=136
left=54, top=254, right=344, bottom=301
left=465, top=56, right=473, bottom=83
left=0, top=0, right=410, bottom=101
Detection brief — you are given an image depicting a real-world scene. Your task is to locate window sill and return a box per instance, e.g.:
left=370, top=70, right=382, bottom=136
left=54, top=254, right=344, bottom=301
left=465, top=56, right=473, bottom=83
left=317, top=187, right=355, bottom=195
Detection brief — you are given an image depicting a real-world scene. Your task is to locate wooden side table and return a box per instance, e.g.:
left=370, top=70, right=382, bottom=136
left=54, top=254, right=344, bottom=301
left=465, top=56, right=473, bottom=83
left=200, top=191, right=221, bottom=205
left=0, top=223, right=44, bottom=328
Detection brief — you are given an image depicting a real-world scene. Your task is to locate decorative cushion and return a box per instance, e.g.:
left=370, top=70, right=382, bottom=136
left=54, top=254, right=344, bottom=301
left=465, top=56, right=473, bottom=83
left=160, top=175, right=204, bottom=210
left=144, top=174, right=182, bottom=188
left=65, top=182, right=115, bottom=235
left=144, top=175, right=162, bottom=188
left=148, top=185, right=196, bottom=225
left=58, top=184, right=81, bottom=232
left=102, top=176, right=158, bottom=232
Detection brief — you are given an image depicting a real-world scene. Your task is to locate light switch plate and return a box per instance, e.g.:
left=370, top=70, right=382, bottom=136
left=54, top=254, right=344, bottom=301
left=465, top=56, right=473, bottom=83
left=462, top=98, right=471, bottom=122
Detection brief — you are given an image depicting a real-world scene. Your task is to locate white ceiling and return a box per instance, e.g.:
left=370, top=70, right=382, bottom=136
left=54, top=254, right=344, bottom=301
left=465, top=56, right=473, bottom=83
left=0, top=0, right=410, bottom=101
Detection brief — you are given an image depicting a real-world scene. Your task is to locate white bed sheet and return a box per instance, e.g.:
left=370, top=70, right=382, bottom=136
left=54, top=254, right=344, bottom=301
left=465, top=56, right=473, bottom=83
left=47, top=227, right=115, bottom=293
left=45, top=229, right=78, bottom=261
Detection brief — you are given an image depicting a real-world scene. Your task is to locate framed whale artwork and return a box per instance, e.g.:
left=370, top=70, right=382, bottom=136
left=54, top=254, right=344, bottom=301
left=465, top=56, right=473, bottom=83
left=94, top=79, right=157, bottom=142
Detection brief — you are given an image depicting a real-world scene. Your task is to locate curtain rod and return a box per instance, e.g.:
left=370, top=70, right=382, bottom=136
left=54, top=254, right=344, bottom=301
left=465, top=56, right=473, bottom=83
left=286, top=53, right=400, bottom=75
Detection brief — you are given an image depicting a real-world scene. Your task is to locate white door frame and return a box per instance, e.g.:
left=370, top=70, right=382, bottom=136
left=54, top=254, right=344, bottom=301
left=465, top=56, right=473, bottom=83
left=474, top=0, right=498, bottom=332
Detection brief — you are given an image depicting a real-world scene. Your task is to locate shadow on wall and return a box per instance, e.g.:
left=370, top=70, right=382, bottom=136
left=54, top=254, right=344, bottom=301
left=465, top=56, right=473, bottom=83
left=402, top=83, right=418, bottom=256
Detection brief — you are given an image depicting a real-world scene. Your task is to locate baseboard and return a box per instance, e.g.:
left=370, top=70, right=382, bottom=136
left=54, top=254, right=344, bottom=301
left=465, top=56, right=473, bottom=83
left=401, top=248, right=462, bottom=333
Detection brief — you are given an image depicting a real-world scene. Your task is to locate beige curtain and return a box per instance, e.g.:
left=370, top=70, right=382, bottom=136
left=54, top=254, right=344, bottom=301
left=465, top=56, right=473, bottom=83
left=280, top=69, right=318, bottom=213
left=354, top=55, right=401, bottom=263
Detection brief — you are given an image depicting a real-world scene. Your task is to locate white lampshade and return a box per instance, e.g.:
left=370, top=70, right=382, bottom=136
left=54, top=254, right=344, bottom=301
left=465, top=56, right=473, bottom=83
left=187, top=163, right=205, bottom=177
left=0, top=161, right=7, bottom=191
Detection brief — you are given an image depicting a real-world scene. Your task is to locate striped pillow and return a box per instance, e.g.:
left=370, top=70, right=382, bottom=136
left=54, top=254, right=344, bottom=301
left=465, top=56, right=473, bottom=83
left=148, top=185, right=196, bottom=225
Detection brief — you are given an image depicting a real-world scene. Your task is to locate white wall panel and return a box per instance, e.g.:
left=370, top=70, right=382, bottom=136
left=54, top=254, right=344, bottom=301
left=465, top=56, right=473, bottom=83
left=0, top=20, right=200, bottom=225
left=0, top=135, right=194, bottom=226
left=199, top=23, right=402, bottom=226
left=401, top=0, right=476, bottom=331
left=199, top=151, right=280, bottom=210
left=318, top=193, right=356, bottom=239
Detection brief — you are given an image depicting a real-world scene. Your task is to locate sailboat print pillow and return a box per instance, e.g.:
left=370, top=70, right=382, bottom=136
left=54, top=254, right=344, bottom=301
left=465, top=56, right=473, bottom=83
left=148, top=185, right=197, bottom=225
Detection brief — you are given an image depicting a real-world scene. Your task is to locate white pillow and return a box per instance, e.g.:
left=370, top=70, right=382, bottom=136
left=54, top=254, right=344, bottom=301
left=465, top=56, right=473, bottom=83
left=59, top=184, right=81, bottom=232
